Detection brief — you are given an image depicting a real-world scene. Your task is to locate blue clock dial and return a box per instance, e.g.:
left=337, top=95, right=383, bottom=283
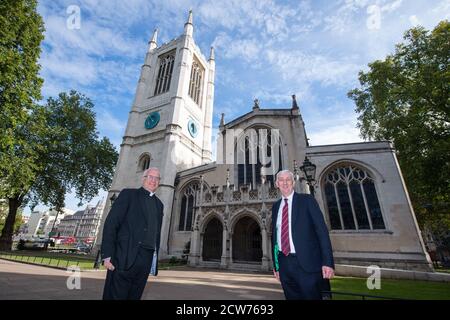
left=145, top=112, right=160, bottom=129
left=188, top=119, right=198, bottom=138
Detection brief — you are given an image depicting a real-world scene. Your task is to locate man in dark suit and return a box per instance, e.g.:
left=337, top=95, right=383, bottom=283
left=101, top=167, right=164, bottom=300
left=271, top=170, right=334, bottom=300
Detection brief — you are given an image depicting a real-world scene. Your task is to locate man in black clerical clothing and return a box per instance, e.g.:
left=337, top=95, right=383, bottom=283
left=101, top=167, right=164, bottom=300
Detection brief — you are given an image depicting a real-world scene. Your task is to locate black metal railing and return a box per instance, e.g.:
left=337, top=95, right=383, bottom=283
left=322, top=290, right=406, bottom=300
left=0, top=251, right=95, bottom=270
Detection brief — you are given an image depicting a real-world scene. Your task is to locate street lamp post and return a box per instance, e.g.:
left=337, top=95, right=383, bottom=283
left=300, top=156, right=317, bottom=197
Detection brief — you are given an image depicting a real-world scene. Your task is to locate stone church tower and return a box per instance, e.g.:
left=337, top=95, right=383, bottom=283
left=95, top=11, right=215, bottom=258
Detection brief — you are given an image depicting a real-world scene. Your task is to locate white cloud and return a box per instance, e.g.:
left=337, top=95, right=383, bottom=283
left=265, top=49, right=361, bottom=87
left=40, top=49, right=98, bottom=86
left=307, top=112, right=363, bottom=145
left=198, top=0, right=268, bottom=33
left=303, top=98, right=364, bottom=146
left=43, top=15, right=145, bottom=59
left=431, top=1, right=450, bottom=20
left=381, top=0, right=403, bottom=13
left=40, top=81, right=67, bottom=100
left=212, top=32, right=261, bottom=62
left=214, top=98, right=248, bottom=123
left=252, top=91, right=292, bottom=106
left=38, top=2, right=146, bottom=101
left=197, top=0, right=310, bottom=40
left=409, top=15, right=421, bottom=26
left=55, top=0, right=155, bottom=28
left=97, top=109, right=126, bottom=134
left=308, top=122, right=362, bottom=146
left=323, top=0, right=404, bottom=34
left=214, top=66, right=246, bottom=91
left=252, top=85, right=314, bottom=108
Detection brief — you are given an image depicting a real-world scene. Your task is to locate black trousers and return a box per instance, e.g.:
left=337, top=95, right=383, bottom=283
left=278, top=253, right=324, bottom=300
left=102, top=247, right=154, bottom=300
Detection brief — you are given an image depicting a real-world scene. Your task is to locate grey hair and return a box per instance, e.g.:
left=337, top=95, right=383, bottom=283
left=276, top=170, right=294, bottom=182
left=142, top=167, right=161, bottom=179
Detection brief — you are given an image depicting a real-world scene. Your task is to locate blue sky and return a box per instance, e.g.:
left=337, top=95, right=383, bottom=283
left=27, top=0, right=449, bottom=215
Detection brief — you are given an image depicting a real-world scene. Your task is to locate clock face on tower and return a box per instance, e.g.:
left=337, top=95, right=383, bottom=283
left=188, top=119, right=198, bottom=138
left=145, top=111, right=160, bottom=129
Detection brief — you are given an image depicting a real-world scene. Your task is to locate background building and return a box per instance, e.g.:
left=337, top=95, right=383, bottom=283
left=58, top=200, right=104, bottom=245
left=26, top=208, right=74, bottom=238
left=58, top=210, right=83, bottom=238
left=76, top=200, right=104, bottom=244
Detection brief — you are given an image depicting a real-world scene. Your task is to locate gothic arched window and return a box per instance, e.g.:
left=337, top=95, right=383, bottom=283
left=179, top=182, right=200, bottom=231
left=236, top=127, right=282, bottom=188
left=154, top=50, right=175, bottom=95
left=188, top=59, right=204, bottom=107
left=323, top=164, right=385, bottom=231
left=138, top=154, right=151, bottom=171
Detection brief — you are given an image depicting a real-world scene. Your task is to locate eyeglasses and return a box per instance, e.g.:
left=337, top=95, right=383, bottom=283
left=277, top=178, right=293, bottom=184
left=144, top=175, right=160, bottom=182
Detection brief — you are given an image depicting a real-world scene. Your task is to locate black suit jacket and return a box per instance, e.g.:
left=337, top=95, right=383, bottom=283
left=101, top=188, right=164, bottom=274
left=271, top=192, right=334, bottom=273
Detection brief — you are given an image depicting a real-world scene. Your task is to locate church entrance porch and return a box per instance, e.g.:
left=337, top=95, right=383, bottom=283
left=202, top=217, right=223, bottom=261
left=232, top=216, right=262, bottom=263
left=188, top=184, right=280, bottom=271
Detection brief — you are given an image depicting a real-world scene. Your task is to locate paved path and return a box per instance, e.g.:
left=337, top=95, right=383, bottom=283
left=0, top=259, right=284, bottom=300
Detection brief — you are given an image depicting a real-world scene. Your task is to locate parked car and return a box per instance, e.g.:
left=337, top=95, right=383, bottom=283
left=17, top=238, right=53, bottom=250
left=75, top=243, right=91, bottom=254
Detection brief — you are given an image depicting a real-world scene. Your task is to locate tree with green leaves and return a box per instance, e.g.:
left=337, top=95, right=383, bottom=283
left=0, top=90, right=119, bottom=251
left=0, top=89, right=119, bottom=250
left=348, top=21, right=449, bottom=245
left=0, top=0, right=46, bottom=250
left=27, top=91, right=119, bottom=212
left=0, top=1, right=119, bottom=250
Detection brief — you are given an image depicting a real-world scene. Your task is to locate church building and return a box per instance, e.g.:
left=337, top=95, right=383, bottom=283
left=95, top=12, right=433, bottom=272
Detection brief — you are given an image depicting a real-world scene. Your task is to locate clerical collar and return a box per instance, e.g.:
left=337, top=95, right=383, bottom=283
left=141, top=187, right=155, bottom=197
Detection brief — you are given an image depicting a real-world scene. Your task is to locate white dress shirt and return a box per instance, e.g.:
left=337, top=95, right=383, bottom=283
left=276, top=191, right=296, bottom=254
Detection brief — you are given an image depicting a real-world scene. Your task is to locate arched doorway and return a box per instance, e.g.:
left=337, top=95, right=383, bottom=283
left=232, top=216, right=262, bottom=262
left=202, top=217, right=223, bottom=261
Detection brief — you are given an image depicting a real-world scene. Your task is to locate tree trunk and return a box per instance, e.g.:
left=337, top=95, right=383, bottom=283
left=0, top=197, right=22, bottom=251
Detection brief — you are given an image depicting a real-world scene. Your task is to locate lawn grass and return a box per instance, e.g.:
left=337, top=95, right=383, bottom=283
left=330, top=276, right=450, bottom=300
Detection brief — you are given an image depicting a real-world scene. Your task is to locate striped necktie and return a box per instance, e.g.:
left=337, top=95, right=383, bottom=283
left=281, top=198, right=290, bottom=256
